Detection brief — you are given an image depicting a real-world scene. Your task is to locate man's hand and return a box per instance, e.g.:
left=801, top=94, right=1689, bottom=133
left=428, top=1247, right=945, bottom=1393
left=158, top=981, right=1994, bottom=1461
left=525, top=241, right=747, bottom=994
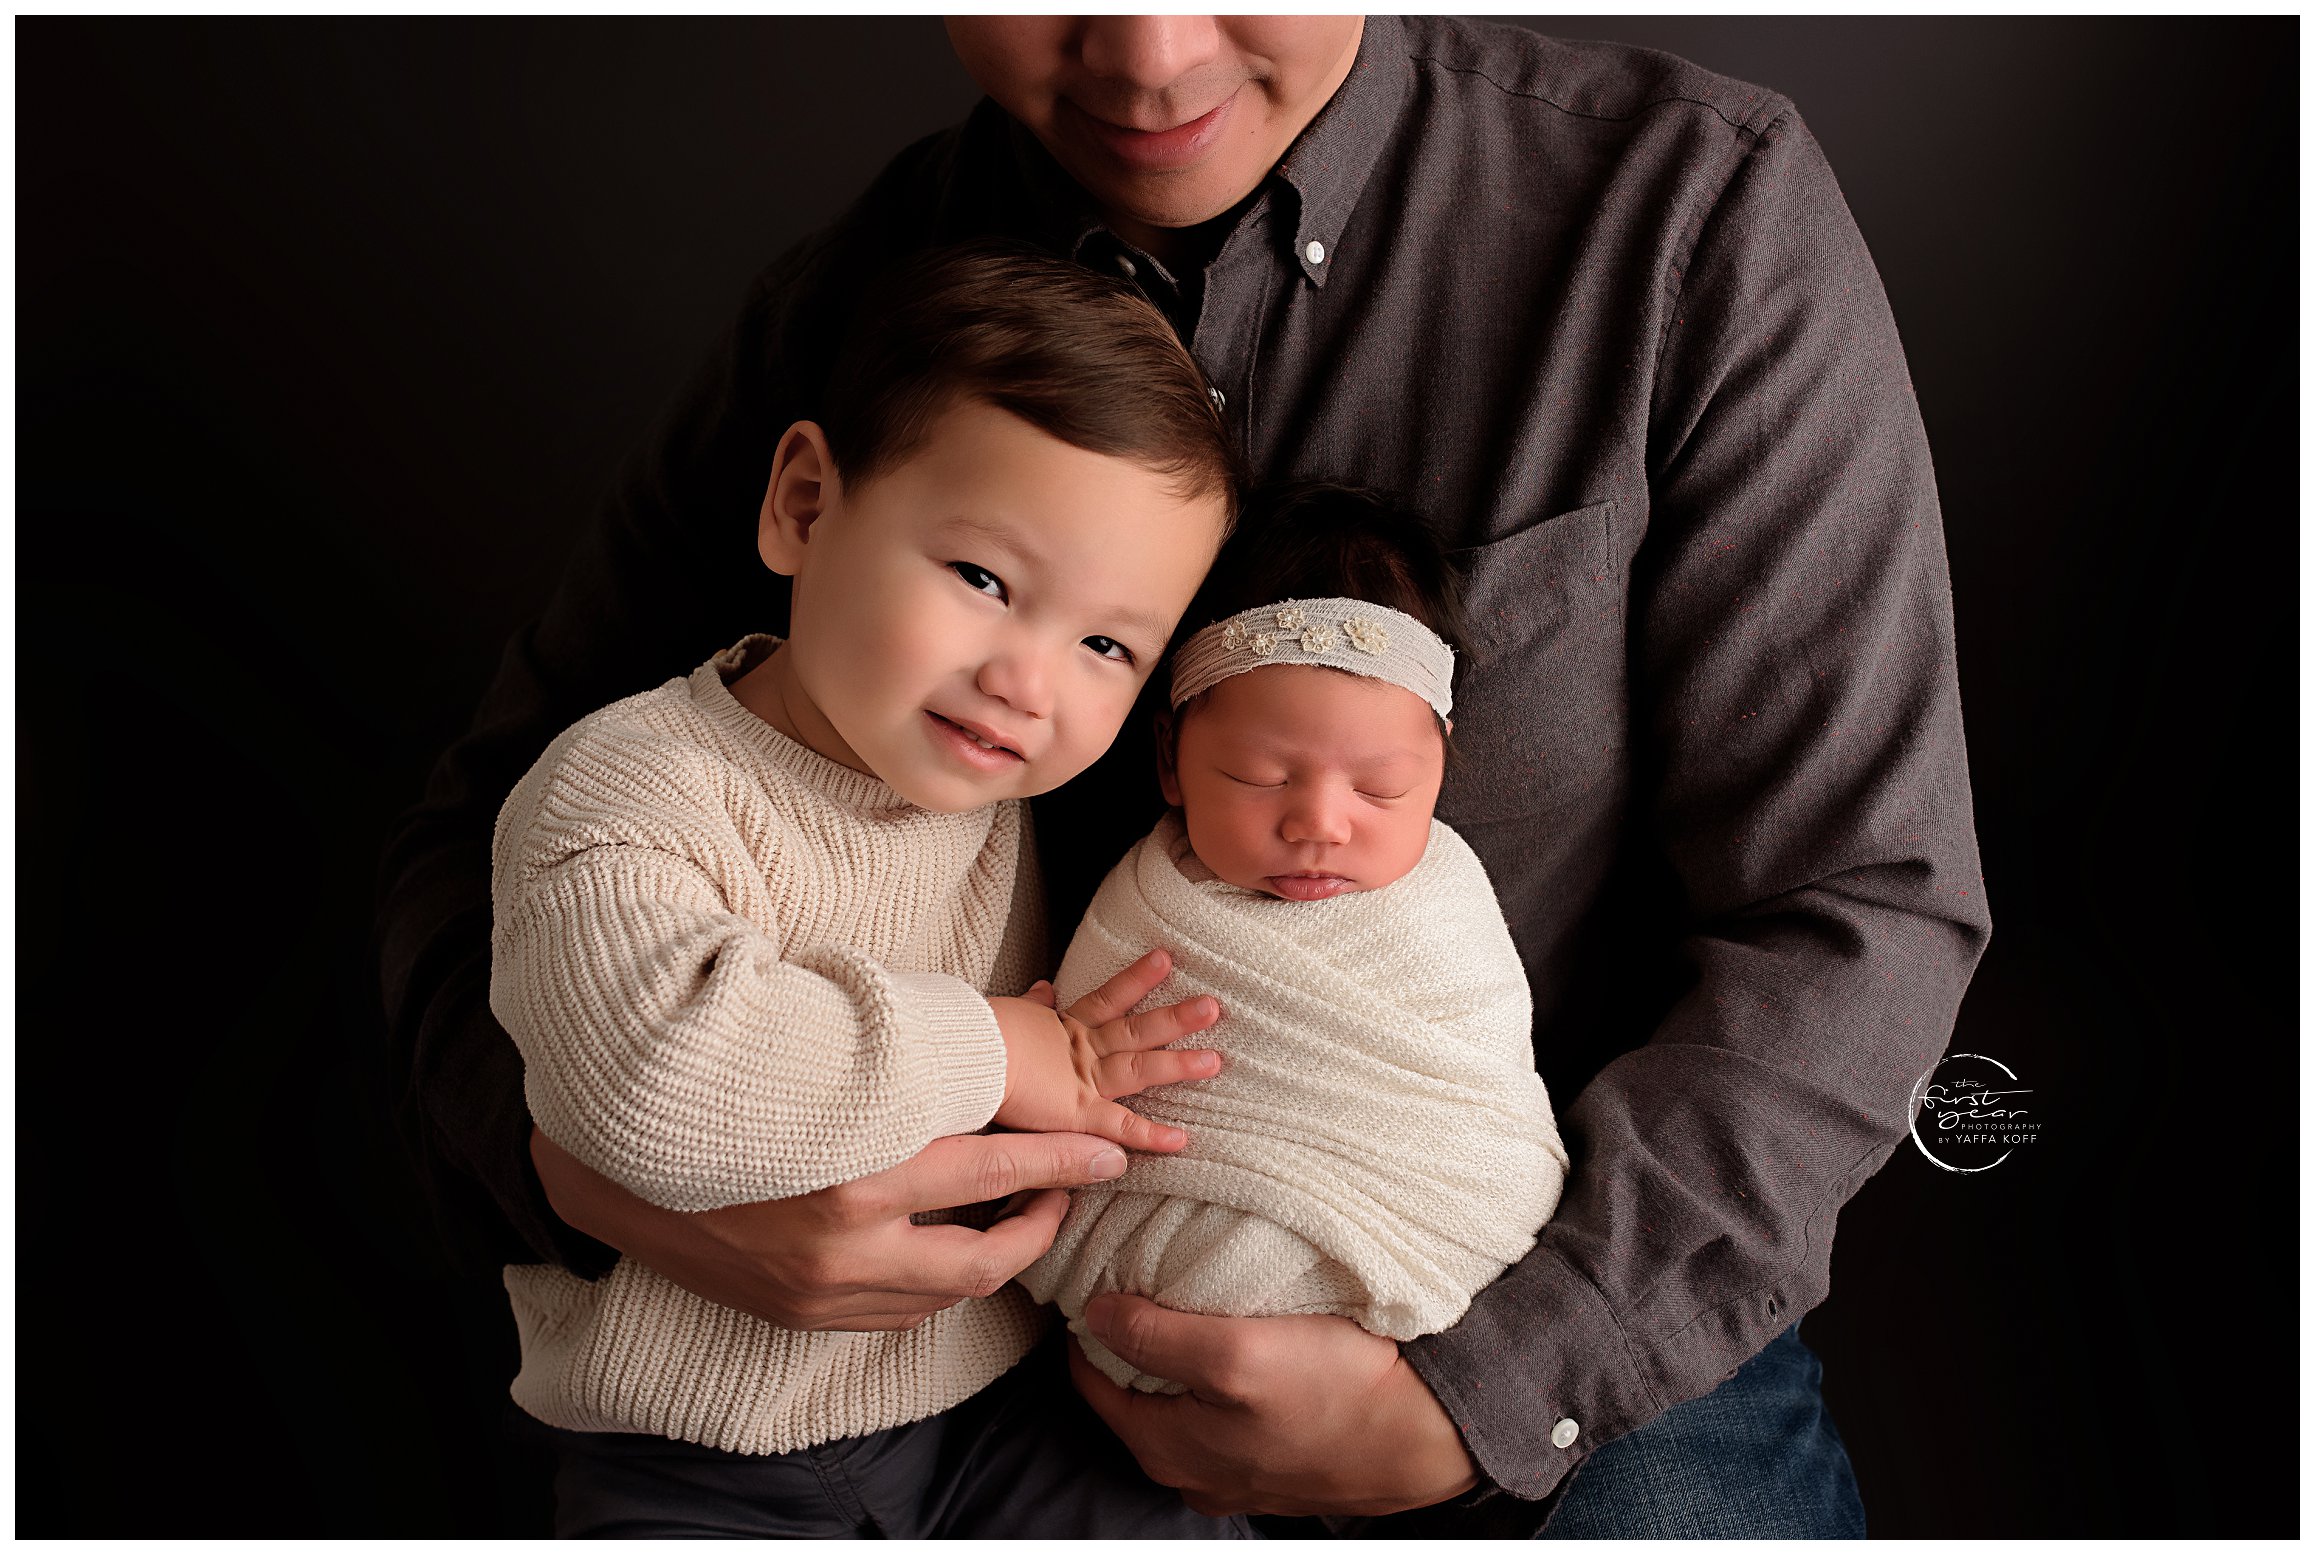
left=531, top=1126, right=1131, bottom=1332
left=989, top=948, right=1222, bottom=1151
left=1068, top=1294, right=1482, bottom=1517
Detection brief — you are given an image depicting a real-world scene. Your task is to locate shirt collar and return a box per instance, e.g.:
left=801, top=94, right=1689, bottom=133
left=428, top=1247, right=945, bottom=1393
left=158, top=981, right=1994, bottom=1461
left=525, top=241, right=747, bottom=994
left=999, top=16, right=1412, bottom=292
left=1269, top=15, right=1411, bottom=289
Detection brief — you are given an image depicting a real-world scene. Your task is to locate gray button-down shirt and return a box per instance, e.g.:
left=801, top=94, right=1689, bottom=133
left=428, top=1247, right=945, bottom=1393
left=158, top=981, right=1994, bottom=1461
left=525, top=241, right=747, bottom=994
left=378, top=14, right=1990, bottom=1510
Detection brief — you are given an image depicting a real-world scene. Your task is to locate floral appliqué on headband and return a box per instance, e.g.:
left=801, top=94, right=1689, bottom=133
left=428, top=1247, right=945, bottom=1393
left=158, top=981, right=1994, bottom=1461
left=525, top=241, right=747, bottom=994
left=1342, top=617, right=1390, bottom=655
left=1222, top=618, right=1279, bottom=656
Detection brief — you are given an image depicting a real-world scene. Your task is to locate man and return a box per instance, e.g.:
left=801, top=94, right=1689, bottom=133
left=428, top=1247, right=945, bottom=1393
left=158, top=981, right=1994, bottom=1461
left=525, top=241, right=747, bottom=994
left=377, top=15, right=1989, bottom=1536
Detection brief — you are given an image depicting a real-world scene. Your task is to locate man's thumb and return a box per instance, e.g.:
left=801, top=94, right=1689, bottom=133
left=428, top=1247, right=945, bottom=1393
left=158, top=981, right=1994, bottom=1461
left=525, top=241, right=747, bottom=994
left=1085, top=1293, right=1209, bottom=1386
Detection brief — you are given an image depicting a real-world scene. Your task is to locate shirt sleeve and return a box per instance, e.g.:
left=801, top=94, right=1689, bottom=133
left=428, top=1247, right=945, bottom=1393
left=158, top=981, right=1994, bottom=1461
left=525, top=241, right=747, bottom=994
left=1403, top=105, right=1993, bottom=1501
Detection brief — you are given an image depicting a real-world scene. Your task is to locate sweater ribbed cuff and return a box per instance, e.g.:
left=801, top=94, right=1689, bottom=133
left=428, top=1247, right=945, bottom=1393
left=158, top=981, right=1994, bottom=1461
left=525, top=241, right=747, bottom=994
left=889, top=971, right=1009, bottom=1139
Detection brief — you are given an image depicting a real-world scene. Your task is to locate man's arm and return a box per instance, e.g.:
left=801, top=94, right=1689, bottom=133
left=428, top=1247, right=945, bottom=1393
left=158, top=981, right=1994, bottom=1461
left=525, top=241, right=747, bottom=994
left=373, top=246, right=807, bottom=1269
left=1401, top=103, right=1992, bottom=1499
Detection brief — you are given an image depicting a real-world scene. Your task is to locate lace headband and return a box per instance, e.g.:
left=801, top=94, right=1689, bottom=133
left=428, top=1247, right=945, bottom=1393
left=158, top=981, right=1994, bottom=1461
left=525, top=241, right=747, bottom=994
left=1168, top=597, right=1455, bottom=719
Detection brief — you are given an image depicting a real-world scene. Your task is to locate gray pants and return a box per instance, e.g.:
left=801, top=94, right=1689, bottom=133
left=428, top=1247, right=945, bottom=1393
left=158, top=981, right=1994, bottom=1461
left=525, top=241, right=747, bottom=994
left=507, top=1332, right=1254, bottom=1538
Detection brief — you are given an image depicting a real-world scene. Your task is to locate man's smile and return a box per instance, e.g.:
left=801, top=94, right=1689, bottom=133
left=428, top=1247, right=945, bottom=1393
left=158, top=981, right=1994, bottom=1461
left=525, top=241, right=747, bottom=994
left=1063, top=89, right=1241, bottom=172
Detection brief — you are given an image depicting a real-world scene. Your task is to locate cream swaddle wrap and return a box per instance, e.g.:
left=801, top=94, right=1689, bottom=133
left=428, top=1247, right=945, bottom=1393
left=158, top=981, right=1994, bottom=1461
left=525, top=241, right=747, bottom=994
left=1019, top=809, right=1570, bottom=1393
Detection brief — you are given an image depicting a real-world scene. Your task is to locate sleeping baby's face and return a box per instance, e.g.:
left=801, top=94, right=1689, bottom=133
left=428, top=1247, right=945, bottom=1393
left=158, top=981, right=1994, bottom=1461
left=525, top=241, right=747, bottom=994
left=1160, top=663, right=1445, bottom=900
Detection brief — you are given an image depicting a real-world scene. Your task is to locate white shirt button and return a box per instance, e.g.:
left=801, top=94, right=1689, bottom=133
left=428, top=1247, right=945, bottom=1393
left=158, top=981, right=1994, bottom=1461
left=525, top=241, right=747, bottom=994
left=1210, top=387, right=1227, bottom=411
left=1113, top=253, right=1138, bottom=280
left=1305, top=239, right=1327, bottom=265
left=1550, top=1418, right=1580, bottom=1449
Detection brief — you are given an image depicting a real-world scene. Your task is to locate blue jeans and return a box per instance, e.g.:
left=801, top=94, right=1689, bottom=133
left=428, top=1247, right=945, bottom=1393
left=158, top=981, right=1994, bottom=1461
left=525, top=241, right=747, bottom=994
left=1532, top=1320, right=1865, bottom=1538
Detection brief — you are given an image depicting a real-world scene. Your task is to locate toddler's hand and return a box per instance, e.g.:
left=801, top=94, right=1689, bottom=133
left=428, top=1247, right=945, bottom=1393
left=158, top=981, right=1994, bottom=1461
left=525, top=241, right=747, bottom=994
left=989, top=949, right=1222, bottom=1153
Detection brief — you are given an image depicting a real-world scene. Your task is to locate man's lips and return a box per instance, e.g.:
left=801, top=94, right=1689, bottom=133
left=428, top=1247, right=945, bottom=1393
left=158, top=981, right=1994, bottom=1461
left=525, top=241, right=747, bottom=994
left=1265, top=872, right=1354, bottom=902
left=925, top=710, right=1026, bottom=770
left=1067, top=90, right=1239, bottom=173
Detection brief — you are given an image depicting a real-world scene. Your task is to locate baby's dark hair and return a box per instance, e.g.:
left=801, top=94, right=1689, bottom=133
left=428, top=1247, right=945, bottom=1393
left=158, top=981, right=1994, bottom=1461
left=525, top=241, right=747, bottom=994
left=1172, top=480, right=1469, bottom=726
left=818, top=240, right=1241, bottom=520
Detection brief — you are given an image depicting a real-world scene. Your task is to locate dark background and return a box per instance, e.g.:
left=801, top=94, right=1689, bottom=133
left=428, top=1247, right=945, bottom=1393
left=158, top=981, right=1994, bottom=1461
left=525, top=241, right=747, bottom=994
left=17, top=16, right=2297, bottom=1537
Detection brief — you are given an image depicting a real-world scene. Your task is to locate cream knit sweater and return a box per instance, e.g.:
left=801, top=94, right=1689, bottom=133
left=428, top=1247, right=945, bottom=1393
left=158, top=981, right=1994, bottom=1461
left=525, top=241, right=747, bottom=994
left=488, top=634, right=1049, bottom=1454
left=1019, top=810, right=1568, bottom=1393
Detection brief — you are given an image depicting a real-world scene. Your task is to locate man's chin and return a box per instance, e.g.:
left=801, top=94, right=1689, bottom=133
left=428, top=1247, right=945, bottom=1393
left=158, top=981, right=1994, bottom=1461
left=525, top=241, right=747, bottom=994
left=1040, top=136, right=1266, bottom=233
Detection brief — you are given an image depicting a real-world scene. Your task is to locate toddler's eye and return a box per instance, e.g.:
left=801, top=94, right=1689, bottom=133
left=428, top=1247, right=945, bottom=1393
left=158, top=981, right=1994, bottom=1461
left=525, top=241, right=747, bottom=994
left=1221, top=771, right=1286, bottom=788
left=1083, top=635, right=1135, bottom=665
left=1358, top=789, right=1413, bottom=802
left=950, top=561, right=1007, bottom=600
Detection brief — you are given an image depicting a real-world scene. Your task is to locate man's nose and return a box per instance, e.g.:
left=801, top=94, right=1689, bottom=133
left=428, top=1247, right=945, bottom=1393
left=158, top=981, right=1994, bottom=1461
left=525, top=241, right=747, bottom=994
left=1280, top=785, right=1353, bottom=847
left=1077, top=16, right=1225, bottom=95
left=975, top=642, right=1055, bottom=722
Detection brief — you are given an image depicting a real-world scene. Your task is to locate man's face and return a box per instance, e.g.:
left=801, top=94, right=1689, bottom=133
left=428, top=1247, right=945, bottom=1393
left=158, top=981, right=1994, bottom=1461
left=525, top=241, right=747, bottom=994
left=945, top=16, right=1364, bottom=241
left=1161, top=663, right=1444, bottom=901
left=754, top=397, right=1226, bottom=814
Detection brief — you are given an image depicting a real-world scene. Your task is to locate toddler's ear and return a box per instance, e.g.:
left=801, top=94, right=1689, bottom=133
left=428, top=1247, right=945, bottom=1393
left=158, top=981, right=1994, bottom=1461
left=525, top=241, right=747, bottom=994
left=759, top=421, right=838, bottom=576
left=1154, top=711, right=1184, bottom=806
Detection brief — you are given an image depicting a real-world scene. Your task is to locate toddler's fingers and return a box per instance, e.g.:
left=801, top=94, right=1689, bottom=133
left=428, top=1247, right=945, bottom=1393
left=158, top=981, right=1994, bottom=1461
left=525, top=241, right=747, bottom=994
left=1065, top=948, right=1173, bottom=1027
left=1102, top=993, right=1221, bottom=1053
left=1090, top=1101, right=1188, bottom=1155
left=1098, top=1046, right=1221, bottom=1099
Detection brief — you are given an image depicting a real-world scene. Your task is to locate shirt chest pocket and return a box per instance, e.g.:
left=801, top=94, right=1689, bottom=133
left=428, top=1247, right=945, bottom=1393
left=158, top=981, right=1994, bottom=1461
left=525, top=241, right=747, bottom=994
left=1437, top=498, right=1626, bottom=828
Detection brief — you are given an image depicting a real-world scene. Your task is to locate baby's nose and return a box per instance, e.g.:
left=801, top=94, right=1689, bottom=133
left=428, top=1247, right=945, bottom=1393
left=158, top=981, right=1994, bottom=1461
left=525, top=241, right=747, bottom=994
left=1282, top=791, right=1353, bottom=845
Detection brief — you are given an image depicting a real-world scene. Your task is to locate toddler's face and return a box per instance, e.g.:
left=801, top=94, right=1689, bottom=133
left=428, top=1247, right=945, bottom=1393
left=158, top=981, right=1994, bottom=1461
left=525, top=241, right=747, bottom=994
left=1162, top=663, right=1444, bottom=900
left=751, top=397, right=1226, bottom=812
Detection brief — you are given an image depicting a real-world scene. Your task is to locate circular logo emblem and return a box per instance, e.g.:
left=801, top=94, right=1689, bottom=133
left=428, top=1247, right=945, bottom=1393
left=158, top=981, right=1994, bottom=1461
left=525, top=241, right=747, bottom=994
left=1908, top=1052, right=2040, bottom=1173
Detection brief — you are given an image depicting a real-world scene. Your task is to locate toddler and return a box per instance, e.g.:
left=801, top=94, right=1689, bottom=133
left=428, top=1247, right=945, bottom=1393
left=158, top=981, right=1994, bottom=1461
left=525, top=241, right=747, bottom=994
left=1020, top=482, right=1571, bottom=1393
left=486, top=245, right=1245, bottom=1535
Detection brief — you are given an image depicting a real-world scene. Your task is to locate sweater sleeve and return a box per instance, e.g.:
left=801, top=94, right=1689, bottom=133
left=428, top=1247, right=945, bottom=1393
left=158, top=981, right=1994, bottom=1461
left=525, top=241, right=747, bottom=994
left=1403, top=107, right=1991, bottom=1501
left=486, top=732, right=1010, bottom=1213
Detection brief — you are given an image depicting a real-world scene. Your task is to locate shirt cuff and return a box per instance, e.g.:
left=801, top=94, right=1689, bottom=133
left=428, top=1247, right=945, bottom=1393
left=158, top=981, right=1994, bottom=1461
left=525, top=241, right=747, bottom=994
left=889, top=971, right=1010, bottom=1139
left=1401, top=1241, right=1665, bottom=1501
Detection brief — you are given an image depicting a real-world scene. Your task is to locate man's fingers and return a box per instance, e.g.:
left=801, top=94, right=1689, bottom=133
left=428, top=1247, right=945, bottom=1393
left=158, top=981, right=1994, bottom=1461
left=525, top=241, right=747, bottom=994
left=863, top=1208, right=1065, bottom=1301
left=865, top=1131, right=1129, bottom=1218
left=928, top=1188, right=1071, bottom=1290
left=1101, top=994, right=1221, bottom=1054
left=1084, top=1293, right=1254, bottom=1401
left=776, top=1191, right=1071, bottom=1310
left=1065, top=948, right=1173, bottom=1027
left=1097, top=1045, right=1221, bottom=1099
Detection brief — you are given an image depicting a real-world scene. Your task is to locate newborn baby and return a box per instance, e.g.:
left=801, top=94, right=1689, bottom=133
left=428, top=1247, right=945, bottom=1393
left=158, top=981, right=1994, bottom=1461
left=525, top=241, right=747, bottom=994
left=1020, top=482, right=1570, bottom=1393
